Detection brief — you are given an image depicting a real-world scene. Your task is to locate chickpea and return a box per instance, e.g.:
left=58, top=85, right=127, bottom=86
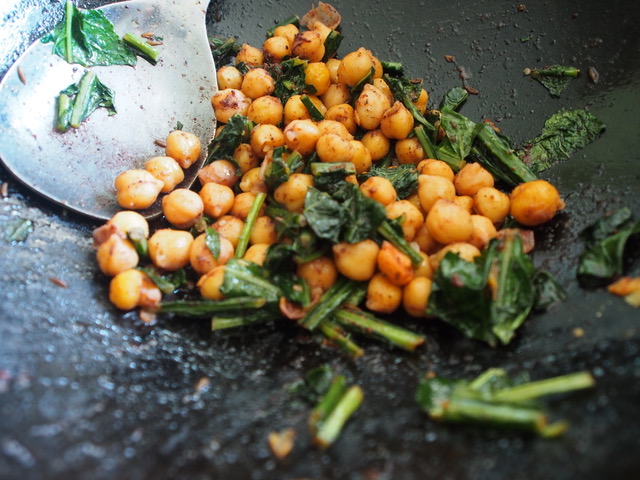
left=418, top=159, right=455, bottom=181
left=213, top=215, right=245, bottom=247
left=250, top=124, right=285, bottom=158
left=417, top=174, right=456, bottom=213
left=197, top=265, right=226, bottom=300
left=395, top=137, right=425, bottom=165
left=366, top=273, right=402, bottom=314
left=262, top=35, right=291, bottom=63
left=355, top=84, right=391, bottom=130
left=349, top=140, right=372, bottom=173
left=403, top=276, right=432, bottom=318
left=96, top=234, right=139, bottom=276
left=468, top=214, right=498, bottom=250
left=315, top=133, right=353, bottom=163
left=320, top=83, right=352, bottom=109
left=233, top=143, right=260, bottom=174
left=246, top=95, right=283, bottom=125
left=115, top=169, right=163, bottom=210
left=165, top=130, right=202, bottom=169
left=230, top=191, right=264, bottom=220
left=246, top=216, right=276, bottom=245
left=310, top=21, right=332, bottom=42
left=239, top=167, right=268, bottom=194
left=273, top=23, right=299, bottom=47
left=372, top=78, right=394, bottom=105
left=305, top=62, right=331, bottom=96
left=316, top=119, right=353, bottom=140
left=291, top=30, right=325, bottom=62
left=413, top=88, right=429, bottom=114
left=273, top=173, right=314, bottom=212
left=360, top=176, right=397, bottom=206
left=189, top=233, right=234, bottom=275
left=426, top=199, right=474, bottom=245
left=162, top=188, right=204, bottom=229
left=198, top=159, right=239, bottom=188
left=332, top=239, right=380, bottom=281
left=338, top=48, right=374, bottom=87
left=474, top=186, right=511, bottom=225
left=454, top=162, right=495, bottom=197
left=510, top=179, right=565, bottom=226
left=199, top=182, right=235, bottom=218
left=211, top=89, right=251, bottom=124
left=216, top=65, right=243, bottom=90
left=241, top=68, right=275, bottom=99
left=236, top=43, right=263, bottom=67
left=377, top=241, right=414, bottom=286
left=296, top=256, right=338, bottom=293
left=109, top=269, right=143, bottom=310
left=414, top=223, right=441, bottom=255
left=325, top=58, right=341, bottom=83
left=453, top=195, right=474, bottom=213
left=284, top=119, right=321, bottom=155
left=385, top=200, right=424, bottom=242
left=145, top=156, right=184, bottom=193
left=430, top=242, right=481, bottom=271
left=106, top=210, right=149, bottom=239
left=148, top=229, right=193, bottom=271
left=360, top=129, right=391, bottom=161
left=243, top=243, right=270, bottom=266
left=414, top=251, right=434, bottom=278
left=380, top=101, right=414, bottom=140
left=324, top=103, right=358, bottom=135
left=405, top=192, right=423, bottom=213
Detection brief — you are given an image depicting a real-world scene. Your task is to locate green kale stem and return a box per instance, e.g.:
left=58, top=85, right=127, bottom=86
left=310, top=162, right=356, bottom=176
left=413, top=125, right=440, bottom=163
left=377, top=220, right=423, bottom=266
left=56, top=93, right=72, bottom=132
left=123, top=33, right=161, bottom=65
left=211, top=310, right=278, bottom=330
left=313, top=385, right=364, bottom=449
left=300, top=94, right=325, bottom=121
left=159, top=296, right=268, bottom=317
left=65, top=0, right=74, bottom=64
left=319, top=321, right=364, bottom=358
left=69, top=70, right=96, bottom=128
left=492, top=371, right=595, bottom=403
left=299, top=277, right=360, bottom=330
left=381, top=61, right=404, bottom=75
left=127, top=228, right=148, bottom=258
left=234, top=192, right=267, bottom=259
left=531, top=66, right=580, bottom=78
left=335, top=307, right=426, bottom=352
left=309, top=374, right=348, bottom=430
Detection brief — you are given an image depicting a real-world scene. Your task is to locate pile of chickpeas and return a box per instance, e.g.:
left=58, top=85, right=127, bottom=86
left=93, top=11, right=566, bottom=320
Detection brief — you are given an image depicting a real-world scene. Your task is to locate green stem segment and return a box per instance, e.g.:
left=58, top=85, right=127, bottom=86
left=123, top=33, right=161, bottom=64
left=235, top=192, right=267, bottom=259
left=299, top=277, right=360, bottom=330
left=413, top=125, right=439, bottom=162
left=313, top=385, right=364, bottom=449
left=69, top=70, right=96, bottom=128
left=160, top=297, right=267, bottom=317
left=493, top=371, right=596, bottom=403
left=318, top=321, right=364, bottom=358
left=300, top=94, right=325, bottom=121
left=65, top=0, right=74, bottom=64
left=211, top=310, right=278, bottom=330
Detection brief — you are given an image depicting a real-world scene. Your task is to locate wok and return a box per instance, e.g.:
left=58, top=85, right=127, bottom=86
left=1, top=1, right=639, bottom=479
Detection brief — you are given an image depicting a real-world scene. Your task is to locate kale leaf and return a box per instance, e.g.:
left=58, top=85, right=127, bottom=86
left=528, top=65, right=580, bottom=97
left=357, top=163, right=418, bottom=199
left=56, top=71, right=116, bottom=132
left=205, top=114, right=252, bottom=164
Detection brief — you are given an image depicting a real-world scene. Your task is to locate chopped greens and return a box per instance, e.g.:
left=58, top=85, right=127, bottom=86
left=270, top=58, right=310, bottom=103
left=138, top=266, right=187, bottom=295
left=209, top=37, right=241, bottom=65
left=357, top=164, right=418, bottom=199
left=526, top=65, right=580, bottom=97
left=205, top=114, right=253, bottom=164
left=5, top=218, right=33, bottom=242
left=56, top=71, right=116, bottom=132
left=122, top=33, right=161, bottom=65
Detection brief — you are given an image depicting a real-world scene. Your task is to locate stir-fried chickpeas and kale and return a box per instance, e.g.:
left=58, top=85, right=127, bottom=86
left=92, top=4, right=570, bottom=354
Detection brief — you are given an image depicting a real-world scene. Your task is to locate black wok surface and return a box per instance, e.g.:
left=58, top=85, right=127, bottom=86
left=1, top=1, right=639, bottom=479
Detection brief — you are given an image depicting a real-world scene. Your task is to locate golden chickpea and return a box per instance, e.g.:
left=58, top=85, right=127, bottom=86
left=414, top=223, right=441, bottom=255
left=310, top=20, right=332, bottom=42
left=199, top=182, right=235, bottom=218
left=305, top=62, right=331, bottom=96
left=189, top=233, right=234, bottom=275
left=107, top=210, right=149, bottom=238
left=350, top=140, right=373, bottom=174
left=239, top=167, right=268, bottom=194
left=284, top=94, right=326, bottom=124
left=211, top=89, right=252, bottom=124
left=366, top=273, right=402, bottom=314
left=262, top=35, right=291, bottom=63
left=403, top=276, right=432, bottom=318
left=241, top=68, right=275, bottom=99
left=249, top=216, right=277, bottom=245
left=395, top=137, right=425, bottom=165
left=230, top=191, right=264, bottom=220
left=250, top=124, right=285, bottom=158
left=380, top=101, right=415, bottom=140
left=216, top=65, right=243, bottom=90
left=385, top=200, right=424, bottom=242
left=332, top=239, right=380, bottom=281
left=414, top=251, right=434, bottom=278
left=453, top=195, right=474, bottom=213
left=291, top=30, right=325, bottom=62
left=474, top=186, right=511, bottom=225
left=355, top=84, right=391, bottom=130
left=417, top=174, right=456, bottom=213
left=373, top=78, right=394, bottom=105
left=273, top=23, right=299, bottom=47
left=510, top=179, right=565, bottom=226
left=273, top=173, right=314, bottom=212
left=284, top=119, right=321, bottom=155
left=96, top=234, right=139, bottom=276
left=236, top=43, right=263, bottom=67
left=114, top=169, right=163, bottom=210
left=316, top=133, right=354, bottom=163
left=405, top=192, right=423, bottom=213
left=413, top=88, right=429, bottom=114
left=338, top=48, right=374, bottom=87
left=198, top=160, right=239, bottom=188
left=360, top=176, right=397, bottom=206
left=145, top=156, right=184, bottom=193
left=454, top=162, right=495, bottom=197
left=325, top=58, right=341, bottom=83
left=197, top=266, right=226, bottom=300
left=430, top=242, right=481, bottom=271
left=360, top=129, right=391, bottom=161
left=316, top=119, right=353, bottom=140
left=324, top=104, right=358, bottom=135
left=320, top=83, right=352, bottom=109
left=246, top=95, right=283, bottom=125
left=109, top=269, right=144, bottom=310
left=296, top=256, right=339, bottom=293
left=468, top=214, right=498, bottom=250
left=213, top=215, right=245, bottom=247
left=233, top=143, right=260, bottom=174
left=162, top=188, right=204, bottom=229
left=148, top=228, right=193, bottom=271
left=165, top=130, right=202, bottom=169
left=377, top=241, right=414, bottom=286
left=426, top=199, right=474, bottom=245
left=418, top=159, right=455, bottom=181
left=243, top=243, right=270, bottom=266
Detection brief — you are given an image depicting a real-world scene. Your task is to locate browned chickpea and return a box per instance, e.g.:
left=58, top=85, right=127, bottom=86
left=316, top=119, right=353, bottom=140
left=320, top=83, right=352, bottom=109
left=324, top=103, right=358, bottom=135
left=198, top=266, right=226, bottom=300
left=332, top=239, right=380, bottom=281
left=162, top=188, right=204, bottom=229
left=426, top=199, right=474, bottom=245
left=325, top=58, right=341, bottom=83
left=249, top=216, right=277, bottom=245
left=273, top=173, right=314, bottom=212
left=509, top=179, right=565, bottom=226
left=430, top=242, right=481, bottom=271
left=395, top=137, right=425, bottom=165
left=114, top=169, right=164, bottom=210
left=250, top=124, right=285, bottom=158
left=239, top=167, right=268, bottom=194
left=262, top=36, right=291, bottom=63
left=216, top=65, right=243, bottom=90
left=96, top=234, right=139, bottom=277
left=273, top=24, right=299, bottom=47
left=380, top=101, right=414, bottom=140
left=360, top=176, right=397, bottom=206
left=385, top=200, right=424, bottom=242
left=211, top=89, right=252, bottom=124
left=189, top=233, right=234, bottom=275
left=413, top=88, right=429, bottom=114
left=198, top=160, right=239, bottom=188
left=454, top=162, right=495, bottom=197
left=199, top=182, right=235, bottom=218
left=233, top=143, right=260, bottom=174
left=241, top=67, right=275, bottom=99
left=246, top=95, right=283, bottom=125
left=243, top=244, right=270, bottom=266
left=283, top=119, right=321, bottom=155
left=165, top=130, right=202, bottom=169
left=296, top=256, right=338, bottom=294
left=418, top=158, right=455, bottom=182
left=236, top=43, right=263, bottom=67
left=414, top=223, right=441, bottom=255
left=360, top=129, right=391, bottom=161
left=377, top=241, right=414, bottom=286
left=366, top=273, right=402, bottom=314
left=105, top=210, right=149, bottom=239
left=305, top=62, right=331, bottom=96
left=373, top=78, right=394, bottom=105
left=349, top=140, right=372, bottom=174
left=230, top=191, right=264, bottom=220
left=338, top=48, right=374, bottom=87
left=291, top=30, right=325, bottom=62
left=468, top=214, right=498, bottom=250
left=403, top=276, right=432, bottom=317
left=148, top=229, right=194, bottom=271
left=316, top=133, right=354, bottom=163
left=355, top=84, right=391, bottom=130
left=213, top=215, right=245, bottom=247
left=474, top=186, right=511, bottom=225
left=417, top=174, right=456, bottom=213
left=145, top=156, right=184, bottom=193
left=284, top=94, right=326, bottom=124
left=453, top=195, right=475, bottom=213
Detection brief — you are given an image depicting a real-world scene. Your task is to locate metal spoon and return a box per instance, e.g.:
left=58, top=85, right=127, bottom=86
left=0, top=0, right=217, bottom=221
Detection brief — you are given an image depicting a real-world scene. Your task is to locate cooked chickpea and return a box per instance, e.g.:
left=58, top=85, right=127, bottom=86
left=145, top=156, right=184, bottom=193
left=262, top=35, right=291, bottom=63
left=165, top=130, right=202, bottom=169
left=417, top=174, right=456, bottom=213
left=189, top=233, right=234, bottom=275
left=211, top=89, right=252, bottom=124
left=316, top=119, right=353, bottom=140
left=453, top=195, right=474, bottom=213
left=246, top=95, right=283, bottom=125
left=403, top=276, right=432, bottom=317
left=454, top=162, right=495, bottom=197
left=360, top=176, right=397, bottom=206
left=273, top=23, right=299, bottom=47
left=273, top=173, right=314, bottom=212
left=380, top=101, right=415, bottom=140
left=338, top=48, right=374, bottom=87
left=233, top=143, right=260, bottom=174
left=316, top=133, right=354, bottom=163
left=385, top=200, right=424, bottom=242
left=474, top=186, right=511, bottom=225
left=414, top=251, right=434, bottom=278
left=510, top=179, right=565, bottom=226
left=198, top=159, right=239, bottom=188
left=418, top=159, right=455, bottom=181
left=236, top=43, right=263, bottom=67
left=395, top=137, right=425, bottom=165
left=284, top=94, right=326, bottom=124
left=197, top=266, right=226, bottom=300
left=162, top=188, right=204, bottom=229
left=213, top=215, right=245, bottom=247
left=360, top=129, right=391, bottom=161
left=413, top=88, right=429, bottom=114
left=349, top=140, right=372, bottom=173
left=320, top=83, right=352, bottom=109
left=372, top=78, right=394, bottom=105
left=230, top=192, right=264, bottom=220
left=216, top=65, right=243, bottom=90
left=426, top=199, right=474, bottom=245
left=366, top=273, right=402, bottom=314
left=148, top=229, right=193, bottom=271
left=109, top=269, right=144, bottom=310
left=239, top=167, right=268, bottom=194
left=377, top=241, right=414, bottom=286
left=332, top=239, right=380, bottom=281
left=324, top=104, right=358, bottom=135
left=296, top=256, right=339, bottom=293
left=107, top=210, right=149, bottom=238
left=284, top=119, right=321, bottom=155
left=310, top=21, right=332, bottom=42
left=414, top=223, right=441, bottom=255
left=305, top=62, right=331, bottom=96
left=199, top=182, right=235, bottom=218
left=355, top=84, right=391, bottom=130
left=115, top=169, right=163, bottom=210
left=249, top=216, right=277, bottom=245
left=291, top=30, right=325, bottom=62
left=430, top=242, right=481, bottom=270
left=468, top=214, right=498, bottom=250
left=243, top=243, right=270, bottom=266
left=241, top=68, right=275, bottom=99
left=325, top=58, right=341, bottom=83
left=250, top=124, right=285, bottom=158
left=96, top=234, right=139, bottom=276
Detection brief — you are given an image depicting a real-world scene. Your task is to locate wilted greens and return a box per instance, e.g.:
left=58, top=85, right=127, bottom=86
left=55, top=71, right=116, bottom=132
left=527, top=65, right=580, bottom=97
